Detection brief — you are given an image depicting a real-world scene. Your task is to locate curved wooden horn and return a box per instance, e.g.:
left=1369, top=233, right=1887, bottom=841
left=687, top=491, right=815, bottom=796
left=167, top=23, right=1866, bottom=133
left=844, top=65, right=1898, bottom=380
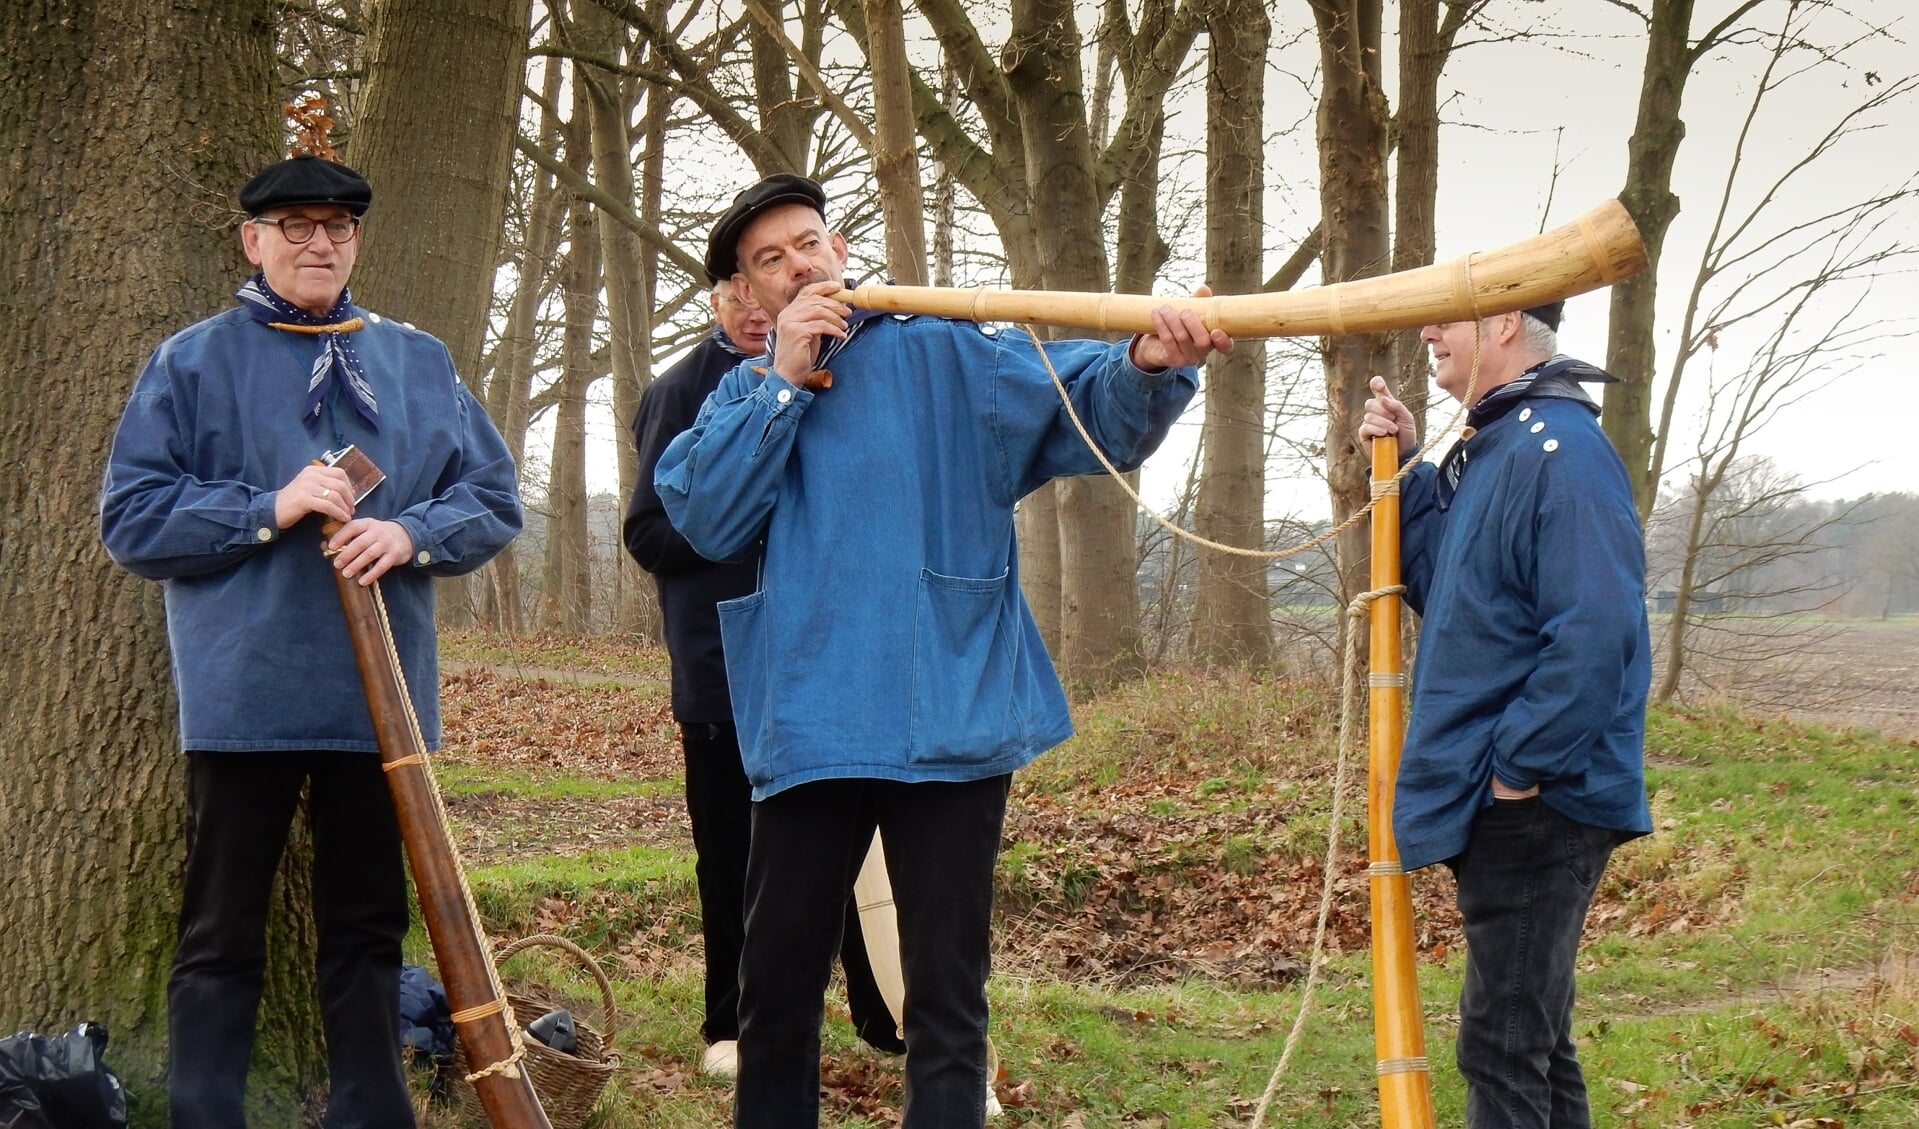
left=1368, top=440, right=1435, bottom=1129
left=321, top=518, right=552, bottom=1129
left=834, top=199, right=1646, bottom=337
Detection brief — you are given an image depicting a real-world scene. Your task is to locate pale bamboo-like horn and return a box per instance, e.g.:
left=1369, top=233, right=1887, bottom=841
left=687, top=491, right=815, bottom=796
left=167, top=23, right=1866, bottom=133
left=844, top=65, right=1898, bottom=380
left=834, top=198, right=1647, bottom=337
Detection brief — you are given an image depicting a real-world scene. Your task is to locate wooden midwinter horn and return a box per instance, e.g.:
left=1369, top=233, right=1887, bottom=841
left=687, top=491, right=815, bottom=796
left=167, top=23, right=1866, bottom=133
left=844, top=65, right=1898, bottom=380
left=835, top=199, right=1646, bottom=338
left=320, top=500, right=553, bottom=1129
left=1368, top=438, right=1434, bottom=1129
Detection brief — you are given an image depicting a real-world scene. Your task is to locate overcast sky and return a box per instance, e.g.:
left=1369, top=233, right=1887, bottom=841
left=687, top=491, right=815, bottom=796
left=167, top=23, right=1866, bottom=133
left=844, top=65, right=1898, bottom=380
left=575, top=1, right=1918, bottom=523
left=1209, top=0, right=1919, bottom=520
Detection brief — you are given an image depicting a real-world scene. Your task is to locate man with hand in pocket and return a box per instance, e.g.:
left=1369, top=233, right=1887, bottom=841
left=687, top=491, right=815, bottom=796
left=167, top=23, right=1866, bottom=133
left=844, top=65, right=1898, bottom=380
left=1358, top=301, right=1652, bottom=1129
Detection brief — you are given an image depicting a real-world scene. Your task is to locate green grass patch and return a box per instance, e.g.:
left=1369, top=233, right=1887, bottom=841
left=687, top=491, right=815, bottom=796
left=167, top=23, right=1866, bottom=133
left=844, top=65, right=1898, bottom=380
left=407, top=653, right=1919, bottom=1127
left=434, top=761, right=679, bottom=801
left=467, top=844, right=701, bottom=951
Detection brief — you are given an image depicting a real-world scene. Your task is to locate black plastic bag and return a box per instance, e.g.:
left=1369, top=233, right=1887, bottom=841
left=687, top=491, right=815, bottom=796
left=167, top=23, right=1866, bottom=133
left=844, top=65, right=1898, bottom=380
left=0, top=1022, right=128, bottom=1129
left=524, top=1009, right=577, bottom=1056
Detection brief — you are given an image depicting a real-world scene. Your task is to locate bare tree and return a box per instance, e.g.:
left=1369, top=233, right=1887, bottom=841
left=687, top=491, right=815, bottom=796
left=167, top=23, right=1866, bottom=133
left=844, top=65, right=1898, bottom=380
left=1596, top=0, right=1902, bottom=523
left=546, top=52, right=605, bottom=632
left=1188, top=0, right=1272, bottom=667
left=1390, top=0, right=1486, bottom=448
left=1649, top=460, right=1852, bottom=707
left=1306, top=0, right=1393, bottom=680
left=575, top=0, right=661, bottom=632
left=1634, top=2, right=1918, bottom=700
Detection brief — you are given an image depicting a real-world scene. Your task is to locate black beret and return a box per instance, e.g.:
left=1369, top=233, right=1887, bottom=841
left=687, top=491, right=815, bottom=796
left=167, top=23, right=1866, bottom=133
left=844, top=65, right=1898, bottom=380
left=704, top=173, right=828, bottom=284
left=240, top=155, right=372, bottom=217
left=1521, top=301, right=1564, bottom=331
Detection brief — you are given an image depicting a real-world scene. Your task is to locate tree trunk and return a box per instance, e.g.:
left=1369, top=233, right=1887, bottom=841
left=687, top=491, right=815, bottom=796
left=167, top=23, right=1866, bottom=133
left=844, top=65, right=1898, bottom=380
left=749, top=7, right=811, bottom=174
left=931, top=60, right=960, bottom=288
left=0, top=1, right=333, bottom=1116
left=546, top=87, right=602, bottom=633
left=1190, top=0, right=1272, bottom=668
left=350, top=0, right=534, bottom=629
left=482, top=58, right=570, bottom=635
left=1390, top=0, right=1478, bottom=445
left=1605, top=0, right=1695, bottom=525
left=349, top=0, right=531, bottom=378
left=1309, top=0, right=1394, bottom=652
left=864, top=0, right=929, bottom=284
left=577, top=0, right=657, bottom=634
left=1006, top=0, right=1139, bottom=690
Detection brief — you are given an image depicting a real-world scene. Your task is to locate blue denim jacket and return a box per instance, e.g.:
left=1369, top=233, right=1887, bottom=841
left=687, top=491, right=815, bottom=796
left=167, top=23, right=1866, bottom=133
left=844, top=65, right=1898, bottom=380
left=1394, top=395, right=1653, bottom=869
left=656, top=316, right=1197, bottom=799
left=100, top=306, right=522, bottom=752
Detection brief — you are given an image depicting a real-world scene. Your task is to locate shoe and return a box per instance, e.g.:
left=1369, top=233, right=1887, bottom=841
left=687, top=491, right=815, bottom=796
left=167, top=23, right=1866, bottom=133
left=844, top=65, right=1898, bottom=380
left=984, top=1036, right=1002, bottom=1118
left=700, top=1039, right=739, bottom=1078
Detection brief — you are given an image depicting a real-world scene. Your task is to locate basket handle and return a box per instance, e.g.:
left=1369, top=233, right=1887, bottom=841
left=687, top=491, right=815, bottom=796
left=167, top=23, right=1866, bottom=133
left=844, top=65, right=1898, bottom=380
left=494, top=932, right=620, bottom=1045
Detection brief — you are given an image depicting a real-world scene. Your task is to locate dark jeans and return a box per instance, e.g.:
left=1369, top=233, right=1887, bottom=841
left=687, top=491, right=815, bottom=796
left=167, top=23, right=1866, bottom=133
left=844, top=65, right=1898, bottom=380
left=733, top=775, right=1009, bottom=1129
left=168, top=751, right=413, bottom=1129
left=1448, top=797, right=1618, bottom=1129
left=681, top=722, right=903, bottom=1051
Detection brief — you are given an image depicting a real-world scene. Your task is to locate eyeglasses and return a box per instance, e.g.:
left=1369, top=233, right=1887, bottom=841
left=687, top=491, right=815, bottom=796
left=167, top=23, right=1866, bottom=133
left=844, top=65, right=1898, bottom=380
left=252, top=215, right=360, bottom=245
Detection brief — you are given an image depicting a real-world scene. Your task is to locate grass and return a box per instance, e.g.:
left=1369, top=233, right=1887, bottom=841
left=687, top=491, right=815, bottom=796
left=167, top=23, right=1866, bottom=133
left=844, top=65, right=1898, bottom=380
left=413, top=640, right=1919, bottom=1128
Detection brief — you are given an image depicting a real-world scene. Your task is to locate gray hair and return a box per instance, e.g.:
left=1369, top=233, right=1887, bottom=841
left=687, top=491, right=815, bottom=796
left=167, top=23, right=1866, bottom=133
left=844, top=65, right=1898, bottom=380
left=1519, top=311, right=1558, bottom=354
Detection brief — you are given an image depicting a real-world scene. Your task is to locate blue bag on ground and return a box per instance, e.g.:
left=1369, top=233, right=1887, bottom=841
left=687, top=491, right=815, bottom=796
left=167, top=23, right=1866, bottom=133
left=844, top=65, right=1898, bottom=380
left=0, top=1022, right=128, bottom=1129
left=398, top=964, right=455, bottom=1084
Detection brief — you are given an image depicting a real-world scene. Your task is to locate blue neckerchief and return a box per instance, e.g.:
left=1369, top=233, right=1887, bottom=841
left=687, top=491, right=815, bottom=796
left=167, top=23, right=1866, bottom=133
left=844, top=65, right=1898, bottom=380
left=235, top=273, right=379, bottom=434
left=712, top=325, right=764, bottom=359
left=1434, top=356, right=1606, bottom=510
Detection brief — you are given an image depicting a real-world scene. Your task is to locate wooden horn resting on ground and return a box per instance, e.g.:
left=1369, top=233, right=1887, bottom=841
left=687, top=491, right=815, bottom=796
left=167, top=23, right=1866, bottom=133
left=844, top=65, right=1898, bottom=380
left=1367, top=440, right=1434, bottom=1129
left=835, top=199, right=1647, bottom=337
left=322, top=524, right=553, bottom=1129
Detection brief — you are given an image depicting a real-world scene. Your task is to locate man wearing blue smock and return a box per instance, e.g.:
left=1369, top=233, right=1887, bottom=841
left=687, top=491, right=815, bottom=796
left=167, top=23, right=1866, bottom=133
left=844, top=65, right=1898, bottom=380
left=1359, top=302, right=1652, bottom=1129
left=655, top=174, right=1233, bottom=1127
left=101, top=155, right=522, bottom=1128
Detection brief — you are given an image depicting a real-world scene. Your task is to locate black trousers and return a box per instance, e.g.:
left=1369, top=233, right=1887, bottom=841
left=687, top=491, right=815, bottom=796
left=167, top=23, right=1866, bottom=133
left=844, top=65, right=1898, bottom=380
left=1449, top=798, right=1619, bottom=1129
left=168, top=751, right=413, bottom=1129
left=681, top=721, right=902, bottom=1050
left=733, top=775, right=1010, bottom=1129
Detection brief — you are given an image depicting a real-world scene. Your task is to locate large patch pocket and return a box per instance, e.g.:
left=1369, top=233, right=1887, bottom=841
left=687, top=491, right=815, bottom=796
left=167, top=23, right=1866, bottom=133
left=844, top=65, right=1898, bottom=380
left=909, top=567, right=1024, bottom=764
left=715, top=590, right=775, bottom=783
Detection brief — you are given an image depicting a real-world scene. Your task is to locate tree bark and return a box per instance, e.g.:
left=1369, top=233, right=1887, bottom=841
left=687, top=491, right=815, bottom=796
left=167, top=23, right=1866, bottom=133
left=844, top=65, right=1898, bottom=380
left=577, top=0, right=657, bottom=633
left=1005, top=0, right=1139, bottom=690
left=1190, top=0, right=1272, bottom=667
left=863, top=0, right=930, bottom=284
left=349, top=0, right=533, bottom=380
left=481, top=58, right=570, bottom=635
left=1308, top=0, right=1394, bottom=643
left=350, top=0, right=534, bottom=629
left=1605, top=0, right=1695, bottom=525
left=546, top=75, right=602, bottom=632
left=749, top=2, right=811, bottom=173
left=0, top=0, right=332, bottom=1116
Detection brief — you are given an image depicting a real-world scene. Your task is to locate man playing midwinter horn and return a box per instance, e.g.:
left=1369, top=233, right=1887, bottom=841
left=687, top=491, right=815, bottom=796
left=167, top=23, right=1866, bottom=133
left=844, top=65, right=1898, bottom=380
left=1358, top=301, right=1652, bottom=1129
left=101, top=154, right=522, bottom=1128
left=656, top=173, right=1233, bottom=1127
left=623, top=275, right=906, bottom=1079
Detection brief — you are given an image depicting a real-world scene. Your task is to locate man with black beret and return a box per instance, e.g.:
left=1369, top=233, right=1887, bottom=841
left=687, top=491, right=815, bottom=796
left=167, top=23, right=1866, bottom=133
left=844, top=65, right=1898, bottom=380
left=657, top=173, right=1232, bottom=1127
left=624, top=262, right=909, bottom=1078
left=1359, top=303, right=1651, bottom=1129
left=101, top=153, right=523, bottom=1128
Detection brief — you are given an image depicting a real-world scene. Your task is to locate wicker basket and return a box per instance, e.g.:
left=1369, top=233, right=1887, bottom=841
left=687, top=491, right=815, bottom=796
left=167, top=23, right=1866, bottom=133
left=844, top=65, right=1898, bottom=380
left=448, top=933, right=621, bottom=1129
